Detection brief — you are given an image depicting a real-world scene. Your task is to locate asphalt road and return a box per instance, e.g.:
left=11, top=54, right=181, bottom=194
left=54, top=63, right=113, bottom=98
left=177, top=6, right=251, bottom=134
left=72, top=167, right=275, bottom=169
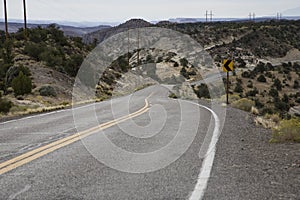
left=1, top=85, right=299, bottom=200
left=0, top=85, right=218, bottom=199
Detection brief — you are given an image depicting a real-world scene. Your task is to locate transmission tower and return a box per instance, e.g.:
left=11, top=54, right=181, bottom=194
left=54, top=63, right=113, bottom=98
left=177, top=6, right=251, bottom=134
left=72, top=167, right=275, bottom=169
left=249, top=13, right=256, bottom=22
left=209, top=11, right=213, bottom=22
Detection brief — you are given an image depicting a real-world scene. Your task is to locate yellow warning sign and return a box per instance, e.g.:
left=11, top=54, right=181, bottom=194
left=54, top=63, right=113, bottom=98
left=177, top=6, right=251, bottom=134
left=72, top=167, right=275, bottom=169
left=222, top=60, right=234, bottom=72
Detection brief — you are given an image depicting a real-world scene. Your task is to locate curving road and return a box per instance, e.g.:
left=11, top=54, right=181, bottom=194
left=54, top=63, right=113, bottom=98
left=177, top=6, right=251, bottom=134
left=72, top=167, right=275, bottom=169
left=0, top=85, right=220, bottom=200
left=0, top=85, right=299, bottom=199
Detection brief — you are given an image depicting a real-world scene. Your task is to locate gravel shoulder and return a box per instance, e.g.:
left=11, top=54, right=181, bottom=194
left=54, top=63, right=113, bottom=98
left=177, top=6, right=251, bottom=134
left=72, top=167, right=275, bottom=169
left=204, top=106, right=300, bottom=200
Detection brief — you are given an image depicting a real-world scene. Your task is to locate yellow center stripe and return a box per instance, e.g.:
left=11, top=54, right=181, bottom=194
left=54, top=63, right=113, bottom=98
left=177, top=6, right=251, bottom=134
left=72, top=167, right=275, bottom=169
left=0, top=96, right=151, bottom=175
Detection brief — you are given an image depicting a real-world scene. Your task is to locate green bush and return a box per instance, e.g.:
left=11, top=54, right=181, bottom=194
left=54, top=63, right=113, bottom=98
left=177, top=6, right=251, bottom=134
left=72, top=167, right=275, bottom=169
left=39, top=85, right=57, bottom=97
left=5, top=65, right=31, bottom=86
left=24, top=42, right=46, bottom=60
left=11, top=72, right=32, bottom=96
left=168, top=92, right=178, bottom=99
left=179, top=58, right=188, bottom=67
left=234, top=83, right=243, bottom=93
left=0, top=97, right=13, bottom=113
left=257, top=74, right=267, bottom=82
left=270, top=118, right=300, bottom=143
left=273, top=78, right=282, bottom=91
left=193, top=84, right=210, bottom=99
left=231, top=98, right=255, bottom=112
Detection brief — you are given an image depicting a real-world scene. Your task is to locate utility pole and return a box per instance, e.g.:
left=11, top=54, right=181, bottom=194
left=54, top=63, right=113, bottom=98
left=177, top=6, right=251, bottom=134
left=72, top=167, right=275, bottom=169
left=205, top=10, right=208, bottom=22
left=23, top=0, right=28, bottom=38
left=137, top=27, right=140, bottom=66
left=127, top=27, right=130, bottom=68
left=3, top=0, right=9, bottom=39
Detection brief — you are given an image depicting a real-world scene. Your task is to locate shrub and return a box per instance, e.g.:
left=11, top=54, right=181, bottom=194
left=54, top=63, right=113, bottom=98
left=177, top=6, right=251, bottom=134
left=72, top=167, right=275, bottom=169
left=11, top=71, right=32, bottom=96
left=173, top=62, right=179, bottom=67
left=24, top=42, right=45, bottom=60
left=39, top=85, right=57, bottom=97
left=232, top=98, right=255, bottom=112
left=273, top=78, right=282, bottom=91
left=168, top=92, right=178, bottom=99
left=193, top=84, right=210, bottom=99
left=234, top=83, right=243, bottom=93
left=257, top=74, right=267, bottom=82
left=270, top=118, right=300, bottom=143
left=64, top=54, right=84, bottom=77
left=5, top=65, right=31, bottom=86
left=269, top=88, right=279, bottom=98
left=231, top=98, right=255, bottom=112
left=0, top=95, right=12, bottom=113
left=180, top=67, right=189, bottom=79
left=179, top=58, right=188, bottom=67
left=242, top=71, right=251, bottom=78
left=294, top=80, right=299, bottom=89
left=246, top=88, right=258, bottom=97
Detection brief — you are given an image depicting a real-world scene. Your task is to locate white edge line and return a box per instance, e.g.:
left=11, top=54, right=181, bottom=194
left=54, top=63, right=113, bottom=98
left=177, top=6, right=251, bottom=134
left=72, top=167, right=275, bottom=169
left=186, top=101, right=221, bottom=200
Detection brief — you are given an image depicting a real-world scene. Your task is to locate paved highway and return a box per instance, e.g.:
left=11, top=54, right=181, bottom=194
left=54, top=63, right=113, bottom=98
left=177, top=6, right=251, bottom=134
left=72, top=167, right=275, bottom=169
left=1, top=85, right=299, bottom=200
left=0, top=85, right=220, bottom=200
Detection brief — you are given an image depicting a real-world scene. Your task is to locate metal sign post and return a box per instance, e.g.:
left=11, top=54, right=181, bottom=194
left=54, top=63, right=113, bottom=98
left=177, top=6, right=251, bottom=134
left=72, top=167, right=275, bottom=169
left=222, top=59, right=234, bottom=104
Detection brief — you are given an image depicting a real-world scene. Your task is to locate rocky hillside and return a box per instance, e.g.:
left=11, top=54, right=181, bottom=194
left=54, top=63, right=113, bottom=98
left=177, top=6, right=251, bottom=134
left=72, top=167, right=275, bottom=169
left=0, top=25, right=95, bottom=117
left=1, top=19, right=300, bottom=121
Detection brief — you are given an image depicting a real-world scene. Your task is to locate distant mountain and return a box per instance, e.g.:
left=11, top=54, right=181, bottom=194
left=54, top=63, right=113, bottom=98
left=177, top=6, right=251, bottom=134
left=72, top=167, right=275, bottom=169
left=83, top=19, right=152, bottom=44
left=0, top=22, right=110, bottom=37
left=0, top=19, right=119, bottom=27
left=169, top=18, right=240, bottom=23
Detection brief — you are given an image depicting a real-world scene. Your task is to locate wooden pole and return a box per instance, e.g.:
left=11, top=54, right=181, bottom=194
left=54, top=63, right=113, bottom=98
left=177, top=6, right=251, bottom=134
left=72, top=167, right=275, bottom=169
left=4, top=0, right=9, bottom=39
left=23, top=0, right=28, bottom=38
left=137, top=27, right=140, bottom=66
left=128, top=27, right=130, bottom=68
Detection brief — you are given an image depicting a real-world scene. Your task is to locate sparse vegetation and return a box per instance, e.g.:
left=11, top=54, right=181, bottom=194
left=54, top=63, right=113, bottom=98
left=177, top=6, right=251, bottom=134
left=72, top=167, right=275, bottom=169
left=270, top=118, right=300, bottom=143
left=231, top=98, right=255, bottom=112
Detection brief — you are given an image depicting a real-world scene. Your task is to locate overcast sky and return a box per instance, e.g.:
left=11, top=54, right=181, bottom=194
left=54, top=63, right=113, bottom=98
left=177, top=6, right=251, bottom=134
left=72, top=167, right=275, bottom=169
left=1, top=0, right=299, bottom=23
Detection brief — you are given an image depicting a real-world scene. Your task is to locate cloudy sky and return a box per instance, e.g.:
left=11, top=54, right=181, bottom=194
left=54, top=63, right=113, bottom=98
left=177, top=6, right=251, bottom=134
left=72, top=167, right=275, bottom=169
left=0, top=0, right=299, bottom=23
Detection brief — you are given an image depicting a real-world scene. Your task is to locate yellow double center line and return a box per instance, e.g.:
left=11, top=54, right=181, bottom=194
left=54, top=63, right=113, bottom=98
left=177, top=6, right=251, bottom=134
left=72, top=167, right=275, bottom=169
left=0, top=97, right=151, bottom=175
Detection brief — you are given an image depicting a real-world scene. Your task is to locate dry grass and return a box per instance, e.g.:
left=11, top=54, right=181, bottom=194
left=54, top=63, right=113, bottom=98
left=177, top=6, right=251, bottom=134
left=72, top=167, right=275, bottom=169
left=270, top=118, right=300, bottom=143
left=231, top=98, right=255, bottom=112
left=251, top=106, right=259, bottom=115
left=254, top=114, right=281, bottom=129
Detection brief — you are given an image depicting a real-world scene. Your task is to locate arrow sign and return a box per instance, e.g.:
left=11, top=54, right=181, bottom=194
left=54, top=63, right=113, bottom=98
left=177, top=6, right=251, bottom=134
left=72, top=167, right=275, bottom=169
left=222, top=60, right=234, bottom=72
